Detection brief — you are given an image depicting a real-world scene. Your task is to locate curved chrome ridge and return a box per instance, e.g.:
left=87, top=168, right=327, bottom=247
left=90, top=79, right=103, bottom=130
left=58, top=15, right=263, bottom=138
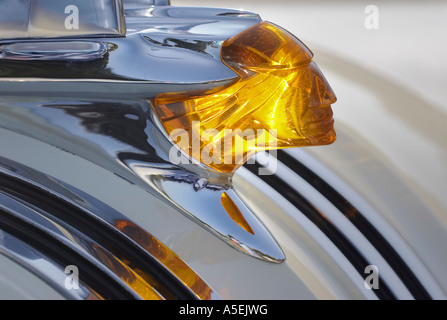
left=237, top=146, right=444, bottom=299
left=0, top=95, right=285, bottom=263
left=0, top=192, right=145, bottom=300
left=0, top=41, right=111, bottom=61
left=0, top=157, right=221, bottom=300
left=0, top=2, right=284, bottom=264
left=0, top=5, right=261, bottom=96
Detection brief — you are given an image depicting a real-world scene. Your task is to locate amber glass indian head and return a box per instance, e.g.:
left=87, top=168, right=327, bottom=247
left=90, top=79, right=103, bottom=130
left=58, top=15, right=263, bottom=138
left=155, top=21, right=337, bottom=173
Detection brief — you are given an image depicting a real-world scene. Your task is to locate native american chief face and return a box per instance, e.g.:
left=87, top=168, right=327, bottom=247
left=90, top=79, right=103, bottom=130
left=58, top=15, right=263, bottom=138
left=155, top=21, right=337, bottom=173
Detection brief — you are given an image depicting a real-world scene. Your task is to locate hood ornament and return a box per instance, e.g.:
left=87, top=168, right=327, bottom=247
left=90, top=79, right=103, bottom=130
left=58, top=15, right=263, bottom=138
left=0, top=0, right=336, bottom=263
left=155, top=21, right=336, bottom=174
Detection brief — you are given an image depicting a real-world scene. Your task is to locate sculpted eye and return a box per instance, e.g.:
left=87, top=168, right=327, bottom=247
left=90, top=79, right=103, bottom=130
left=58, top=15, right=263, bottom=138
left=155, top=21, right=337, bottom=173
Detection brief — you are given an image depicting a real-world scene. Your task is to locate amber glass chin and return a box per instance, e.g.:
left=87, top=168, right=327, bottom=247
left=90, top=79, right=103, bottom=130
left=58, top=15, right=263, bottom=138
left=155, top=21, right=337, bottom=173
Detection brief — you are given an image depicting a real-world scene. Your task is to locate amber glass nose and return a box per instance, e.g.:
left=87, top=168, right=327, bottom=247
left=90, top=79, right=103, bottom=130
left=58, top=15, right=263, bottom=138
left=155, top=21, right=337, bottom=173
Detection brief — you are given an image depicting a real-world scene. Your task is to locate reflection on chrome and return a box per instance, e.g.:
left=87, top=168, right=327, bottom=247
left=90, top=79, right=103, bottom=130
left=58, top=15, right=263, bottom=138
left=0, top=5, right=261, bottom=95
left=0, top=228, right=101, bottom=300
left=0, top=1, right=285, bottom=264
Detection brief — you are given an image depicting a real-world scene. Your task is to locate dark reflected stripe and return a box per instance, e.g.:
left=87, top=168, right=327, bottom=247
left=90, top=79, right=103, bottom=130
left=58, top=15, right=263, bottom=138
left=0, top=208, right=135, bottom=300
left=276, top=150, right=431, bottom=300
left=244, top=162, right=396, bottom=300
left=0, top=172, right=198, bottom=300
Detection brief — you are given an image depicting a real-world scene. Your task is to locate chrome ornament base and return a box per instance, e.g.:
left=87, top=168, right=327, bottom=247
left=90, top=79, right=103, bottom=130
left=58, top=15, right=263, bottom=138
left=0, top=1, right=285, bottom=263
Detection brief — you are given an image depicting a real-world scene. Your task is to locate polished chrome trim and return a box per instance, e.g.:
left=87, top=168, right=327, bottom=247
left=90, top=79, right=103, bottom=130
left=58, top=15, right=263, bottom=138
left=124, top=0, right=171, bottom=8
left=0, top=3, right=282, bottom=263
left=240, top=149, right=441, bottom=299
left=244, top=159, right=396, bottom=300
left=0, top=157, right=221, bottom=299
left=0, top=6, right=261, bottom=91
left=285, top=148, right=446, bottom=299
left=117, top=0, right=127, bottom=36
left=0, top=79, right=236, bottom=99
left=0, top=182, right=157, bottom=300
left=277, top=149, right=431, bottom=299
left=234, top=166, right=379, bottom=300
left=0, top=0, right=126, bottom=40
left=266, top=154, right=412, bottom=299
left=130, top=162, right=285, bottom=263
left=0, top=41, right=111, bottom=61
left=0, top=95, right=284, bottom=264
left=0, top=228, right=102, bottom=300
